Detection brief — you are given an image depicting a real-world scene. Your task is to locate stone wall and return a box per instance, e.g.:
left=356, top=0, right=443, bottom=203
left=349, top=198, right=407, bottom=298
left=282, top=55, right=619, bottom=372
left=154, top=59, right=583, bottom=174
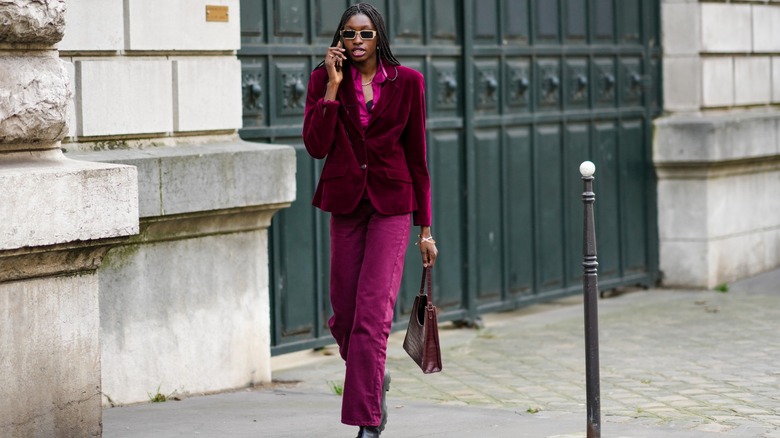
left=656, top=0, right=780, bottom=287
left=0, top=0, right=139, bottom=436
left=59, top=0, right=296, bottom=405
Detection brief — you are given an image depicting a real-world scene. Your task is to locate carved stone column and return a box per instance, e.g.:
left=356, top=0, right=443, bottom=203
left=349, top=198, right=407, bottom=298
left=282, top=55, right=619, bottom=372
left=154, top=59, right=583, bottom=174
left=0, top=1, right=139, bottom=436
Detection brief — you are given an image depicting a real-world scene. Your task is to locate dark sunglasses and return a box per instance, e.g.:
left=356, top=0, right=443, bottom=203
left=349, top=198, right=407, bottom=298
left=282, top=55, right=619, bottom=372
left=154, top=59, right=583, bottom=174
left=340, top=29, right=377, bottom=40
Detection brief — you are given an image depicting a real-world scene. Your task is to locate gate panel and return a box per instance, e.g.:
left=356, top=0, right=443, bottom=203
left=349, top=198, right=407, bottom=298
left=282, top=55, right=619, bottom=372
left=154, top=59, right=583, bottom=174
left=620, top=120, right=649, bottom=274
left=535, top=1, right=559, bottom=42
left=505, top=127, right=534, bottom=298
left=564, top=0, right=586, bottom=43
left=427, top=132, right=466, bottom=312
left=474, top=129, right=503, bottom=304
left=534, top=125, right=565, bottom=292
left=593, top=122, right=621, bottom=281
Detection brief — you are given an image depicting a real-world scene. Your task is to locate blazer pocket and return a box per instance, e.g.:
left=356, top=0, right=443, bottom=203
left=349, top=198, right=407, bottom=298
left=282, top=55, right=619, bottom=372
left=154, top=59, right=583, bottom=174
left=386, top=168, right=413, bottom=183
left=321, top=164, right=348, bottom=180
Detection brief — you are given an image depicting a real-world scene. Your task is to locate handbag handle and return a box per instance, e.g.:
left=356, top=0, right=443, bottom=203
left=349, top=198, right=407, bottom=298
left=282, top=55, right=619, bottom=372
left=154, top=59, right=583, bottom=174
left=418, top=266, right=433, bottom=305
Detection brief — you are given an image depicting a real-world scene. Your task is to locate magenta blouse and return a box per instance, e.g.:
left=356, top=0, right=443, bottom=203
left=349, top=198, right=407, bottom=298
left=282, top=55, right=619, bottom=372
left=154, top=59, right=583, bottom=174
left=350, top=61, right=389, bottom=128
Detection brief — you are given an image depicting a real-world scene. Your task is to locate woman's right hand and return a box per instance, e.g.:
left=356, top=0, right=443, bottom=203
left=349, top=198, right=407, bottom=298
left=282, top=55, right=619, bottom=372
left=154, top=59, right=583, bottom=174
left=325, top=40, right=346, bottom=85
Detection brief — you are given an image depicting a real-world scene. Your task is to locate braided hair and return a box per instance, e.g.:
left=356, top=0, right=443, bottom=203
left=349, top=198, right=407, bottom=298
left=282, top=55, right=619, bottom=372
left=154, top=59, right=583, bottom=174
left=316, top=3, right=400, bottom=70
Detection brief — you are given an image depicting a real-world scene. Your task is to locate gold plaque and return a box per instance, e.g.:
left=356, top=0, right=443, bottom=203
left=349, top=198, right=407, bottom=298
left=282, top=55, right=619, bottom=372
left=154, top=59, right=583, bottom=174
left=206, top=5, right=229, bottom=22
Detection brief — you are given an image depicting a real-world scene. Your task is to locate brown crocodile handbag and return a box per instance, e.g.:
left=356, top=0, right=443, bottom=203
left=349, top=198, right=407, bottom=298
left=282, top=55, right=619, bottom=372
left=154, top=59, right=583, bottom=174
left=403, top=266, right=442, bottom=374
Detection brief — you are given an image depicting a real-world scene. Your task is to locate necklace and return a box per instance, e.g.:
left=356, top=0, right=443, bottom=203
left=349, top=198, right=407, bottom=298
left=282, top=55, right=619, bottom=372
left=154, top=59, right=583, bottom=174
left=362, top=73, right=376, bottom=86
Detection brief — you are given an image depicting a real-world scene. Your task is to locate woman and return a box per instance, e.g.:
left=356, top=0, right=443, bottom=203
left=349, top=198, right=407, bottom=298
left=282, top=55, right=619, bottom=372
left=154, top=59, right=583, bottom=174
left=302, top=3, right=438, bottom=437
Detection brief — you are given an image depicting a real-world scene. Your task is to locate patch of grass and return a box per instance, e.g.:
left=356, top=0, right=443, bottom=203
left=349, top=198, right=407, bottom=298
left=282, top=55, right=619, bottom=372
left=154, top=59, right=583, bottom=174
left=328, top=380, right=344, bottom=396
left=714, top=283, right=729, bottom=293
left=526, top=406, right=541, bottom=414
left=641, top=379, right=651, bottom=385
left=476, top=329, right=496, bottom=339
left=147, top=385, right=168, bottom=403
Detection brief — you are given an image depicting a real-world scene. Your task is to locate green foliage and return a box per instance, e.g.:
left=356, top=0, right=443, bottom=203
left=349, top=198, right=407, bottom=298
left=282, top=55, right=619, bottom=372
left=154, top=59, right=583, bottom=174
left=476, top=329, right=496, bottom=339
left=328, top=380, right=344, bottom=396
left=147, top=385, right=167, bottom=403
left=714, top=283, right=729, bottom=293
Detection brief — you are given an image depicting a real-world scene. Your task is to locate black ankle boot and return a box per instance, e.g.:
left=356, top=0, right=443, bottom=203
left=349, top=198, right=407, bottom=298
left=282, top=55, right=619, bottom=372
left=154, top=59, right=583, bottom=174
left=356, top=426, right=380, bottom=438
left=379, top=372, right=391, bottom=432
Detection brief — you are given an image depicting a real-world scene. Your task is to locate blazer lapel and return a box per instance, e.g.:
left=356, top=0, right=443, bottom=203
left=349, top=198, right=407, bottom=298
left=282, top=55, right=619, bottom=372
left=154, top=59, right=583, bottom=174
left=367, top=65, right=400, bottom=129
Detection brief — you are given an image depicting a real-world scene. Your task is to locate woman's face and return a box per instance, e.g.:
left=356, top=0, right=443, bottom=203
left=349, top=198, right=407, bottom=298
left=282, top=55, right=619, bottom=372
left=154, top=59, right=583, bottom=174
left=342, top=14, right=378, bottom=63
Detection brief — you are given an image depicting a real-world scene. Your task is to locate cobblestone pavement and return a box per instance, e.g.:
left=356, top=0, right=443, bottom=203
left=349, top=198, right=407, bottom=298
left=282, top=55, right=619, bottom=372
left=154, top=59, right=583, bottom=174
left=274, top=269, right=780, bottom=437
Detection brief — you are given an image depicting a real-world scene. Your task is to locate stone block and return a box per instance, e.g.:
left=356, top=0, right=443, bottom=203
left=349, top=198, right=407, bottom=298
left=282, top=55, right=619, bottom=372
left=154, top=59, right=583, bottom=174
left=76, top=59, right=173, bottom=137
left=0, top=56, right=69, bottom=146
left=173, top=58, right=242, bottom=132
left=663, top=56, right=701, bottom=112
left=661, top=2, right=700, bottom=56
left=711, top=231, right=776, bottom=287
left=99, top=229, right=271, bottom=405
left=734, top=57, right=771, bottom=106
left=706, top=168, right=780, bottom=237
left=0, top=274, right=101, bottom=437
left=764, top=228, right=780, bottom=271
left=701, top=3, right=752, bottom=53
left=654, top=111, right=780, bottom=163
left=660, top=229, right=778, bottom=289
left=67, top=140, right=296, bottom=218
left=752, top=5, right=780, bottom=53
left=659, top=240, right=712, bottom=288
left=125, top=0, right=240, bottom=51
left=58, top=0, right=123, bottom=51
left=0, top=0, right=65, bottom=44
left=701, top=57, right=733, bottom=108
left=657, top=178, right=708, bottom=240
left=655, top=111, right=780, bottom=288
left=0, top=150, right=139, bottom=251
left=773, top=57, right=780, bottom=103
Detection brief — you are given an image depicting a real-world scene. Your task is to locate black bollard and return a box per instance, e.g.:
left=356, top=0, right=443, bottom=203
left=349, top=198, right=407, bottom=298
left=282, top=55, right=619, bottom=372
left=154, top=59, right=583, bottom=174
left=580, top=161, right=601, bottom=438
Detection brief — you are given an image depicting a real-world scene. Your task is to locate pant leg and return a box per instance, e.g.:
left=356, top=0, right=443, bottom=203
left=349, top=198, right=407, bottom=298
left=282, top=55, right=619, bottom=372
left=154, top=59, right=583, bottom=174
left=328, top=202, right=371, bottom=361
left=340, top=208, right=411, bottom=426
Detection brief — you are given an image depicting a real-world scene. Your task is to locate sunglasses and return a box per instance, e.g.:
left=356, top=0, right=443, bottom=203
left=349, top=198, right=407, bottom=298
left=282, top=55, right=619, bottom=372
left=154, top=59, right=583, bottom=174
left=340, top=29, right=377, bottom=40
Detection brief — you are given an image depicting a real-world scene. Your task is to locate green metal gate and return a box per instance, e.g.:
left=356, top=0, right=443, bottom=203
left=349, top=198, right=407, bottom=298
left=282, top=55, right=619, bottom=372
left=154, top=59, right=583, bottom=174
left=239, top=0, right=661, bottom=355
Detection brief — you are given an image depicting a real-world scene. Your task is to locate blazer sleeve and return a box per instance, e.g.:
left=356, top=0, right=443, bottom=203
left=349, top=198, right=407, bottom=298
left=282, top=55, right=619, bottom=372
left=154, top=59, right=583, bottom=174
left=402, top=72, right=432, bottom=227
left=302, top=69, right=342, bottom=159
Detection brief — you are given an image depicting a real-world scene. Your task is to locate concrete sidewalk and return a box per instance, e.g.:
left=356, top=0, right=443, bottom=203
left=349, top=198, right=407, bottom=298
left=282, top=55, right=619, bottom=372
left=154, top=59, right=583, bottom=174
left=103, top=269, right=780, bottom=437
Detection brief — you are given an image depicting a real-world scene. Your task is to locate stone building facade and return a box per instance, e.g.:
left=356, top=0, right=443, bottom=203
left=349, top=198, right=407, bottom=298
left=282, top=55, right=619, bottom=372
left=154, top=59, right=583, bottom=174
left=656, top=0, right=780, bottom=288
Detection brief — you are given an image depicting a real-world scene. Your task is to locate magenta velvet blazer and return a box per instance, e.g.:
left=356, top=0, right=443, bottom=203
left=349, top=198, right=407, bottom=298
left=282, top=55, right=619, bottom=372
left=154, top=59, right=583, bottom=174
left=302, top=61, right=431, bottom=226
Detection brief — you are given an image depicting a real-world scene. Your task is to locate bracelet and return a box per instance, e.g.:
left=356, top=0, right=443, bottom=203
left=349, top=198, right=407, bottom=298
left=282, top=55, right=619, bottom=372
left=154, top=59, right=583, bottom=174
left=415, top=234, right=436, bottom=246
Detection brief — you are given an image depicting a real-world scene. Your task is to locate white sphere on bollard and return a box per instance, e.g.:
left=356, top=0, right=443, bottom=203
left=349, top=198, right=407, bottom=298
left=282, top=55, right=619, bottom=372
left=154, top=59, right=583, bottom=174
left=580, top=160, right=596, bottom=177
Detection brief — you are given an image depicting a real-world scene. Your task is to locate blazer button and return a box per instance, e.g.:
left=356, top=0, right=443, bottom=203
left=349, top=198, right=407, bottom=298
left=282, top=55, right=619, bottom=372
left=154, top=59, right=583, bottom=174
left=361, top=164, right=367, bottom=170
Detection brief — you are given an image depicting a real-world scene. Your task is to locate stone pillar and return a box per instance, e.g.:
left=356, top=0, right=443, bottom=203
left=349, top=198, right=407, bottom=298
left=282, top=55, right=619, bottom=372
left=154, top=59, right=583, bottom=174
left=0, top=1, right=139, bottom=436
left=655, top=0, right=780, bottom=288
left=59, top=0, right=296, bottom=405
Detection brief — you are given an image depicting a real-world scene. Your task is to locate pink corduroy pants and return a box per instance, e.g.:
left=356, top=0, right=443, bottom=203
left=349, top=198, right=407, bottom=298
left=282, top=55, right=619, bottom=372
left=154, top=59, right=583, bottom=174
left=328, top=200, right=411, bottom=426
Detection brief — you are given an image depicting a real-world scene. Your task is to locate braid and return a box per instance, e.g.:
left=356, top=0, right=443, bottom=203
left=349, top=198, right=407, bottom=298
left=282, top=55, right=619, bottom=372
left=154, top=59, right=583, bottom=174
left=315, top=3, right=400, bottom=70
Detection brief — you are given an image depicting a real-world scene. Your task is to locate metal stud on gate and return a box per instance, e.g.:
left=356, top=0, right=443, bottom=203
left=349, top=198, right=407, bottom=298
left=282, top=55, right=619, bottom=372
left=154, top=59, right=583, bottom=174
left=580, top=161, right=601, bottom=438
